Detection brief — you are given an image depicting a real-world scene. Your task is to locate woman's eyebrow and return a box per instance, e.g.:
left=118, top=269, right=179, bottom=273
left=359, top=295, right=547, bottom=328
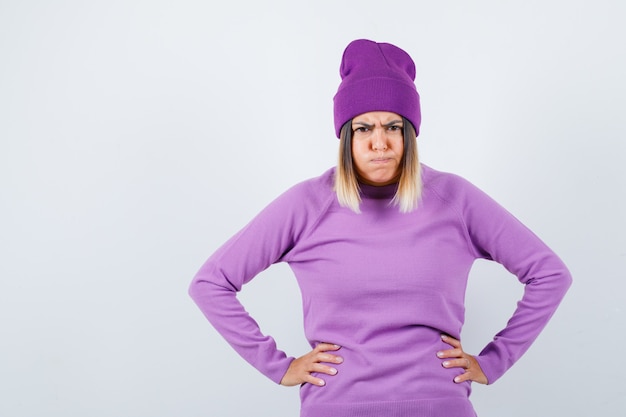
left=382, top=120, right=403, bottom=127
left=352, top=121, right=374, bottom=128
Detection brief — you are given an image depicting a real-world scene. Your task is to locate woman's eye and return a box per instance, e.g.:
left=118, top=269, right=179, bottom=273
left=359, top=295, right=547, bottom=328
left=388, top=125, right=402, bottom=131
left=353, top=127, right=369, bottom=133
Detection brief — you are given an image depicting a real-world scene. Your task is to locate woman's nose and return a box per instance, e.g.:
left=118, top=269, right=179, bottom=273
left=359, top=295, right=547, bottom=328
left=372, top=130, right=388, bottom=151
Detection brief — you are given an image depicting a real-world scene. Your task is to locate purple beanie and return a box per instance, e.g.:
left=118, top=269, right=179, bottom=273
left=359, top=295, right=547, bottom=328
left=333, top=39, right=421, bottom=138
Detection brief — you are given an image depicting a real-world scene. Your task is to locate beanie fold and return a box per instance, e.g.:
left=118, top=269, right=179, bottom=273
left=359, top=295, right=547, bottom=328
left=333, top=78, right=420, bottom=137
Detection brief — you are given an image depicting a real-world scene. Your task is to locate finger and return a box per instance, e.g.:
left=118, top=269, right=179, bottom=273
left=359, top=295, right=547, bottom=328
left=304, top=373, right=327, bottom=386
left=441, top=358, right=472, bottom=370
left=310, top=362, right=339, bottom=376
left=313, top=344, right=343, bottom=364
left=453, top=371, right=472, bottom=384
left=315, top=343, right=342, bottom=353
left=315, top=351, right=344, bottom=364
left=440, top=334, right=461, bottom=348
left=436, top=348, right=463, bottom=359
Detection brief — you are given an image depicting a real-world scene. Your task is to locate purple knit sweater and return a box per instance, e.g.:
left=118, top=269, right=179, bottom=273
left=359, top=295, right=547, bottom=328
left=189, top=165, right=571, bottom=417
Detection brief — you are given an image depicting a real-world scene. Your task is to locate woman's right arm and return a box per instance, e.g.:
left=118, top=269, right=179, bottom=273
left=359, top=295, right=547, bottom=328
left=189, top=175, right=341, bottom=385
left=188, top=192, right=299, bottom=383
left=189, top=257, right=294, bottom=383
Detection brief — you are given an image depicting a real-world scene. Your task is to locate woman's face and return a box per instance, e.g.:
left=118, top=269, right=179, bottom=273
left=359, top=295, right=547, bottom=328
left=351, top=111, right=404, bottom=186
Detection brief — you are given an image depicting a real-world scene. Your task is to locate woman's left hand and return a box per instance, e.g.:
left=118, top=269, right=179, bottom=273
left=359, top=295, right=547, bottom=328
left=437, top=334, right=488, bottom=385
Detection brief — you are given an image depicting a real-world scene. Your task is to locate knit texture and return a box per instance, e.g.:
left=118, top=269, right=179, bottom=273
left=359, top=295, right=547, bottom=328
left=189, top=165, right=572, bottom=417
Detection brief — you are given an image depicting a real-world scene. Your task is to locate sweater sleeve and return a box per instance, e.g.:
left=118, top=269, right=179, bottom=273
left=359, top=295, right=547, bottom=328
left=457, top=177, right=572, bottom=384
left=188, top=178, right=329, bottom=384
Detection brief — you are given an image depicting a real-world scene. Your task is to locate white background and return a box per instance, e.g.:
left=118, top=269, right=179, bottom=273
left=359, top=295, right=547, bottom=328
left=1, top=1, right=625, bottom=416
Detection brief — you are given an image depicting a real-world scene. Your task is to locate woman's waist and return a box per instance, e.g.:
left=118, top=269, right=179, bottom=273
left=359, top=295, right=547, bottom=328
left=301, top=327, right=471, bottom=405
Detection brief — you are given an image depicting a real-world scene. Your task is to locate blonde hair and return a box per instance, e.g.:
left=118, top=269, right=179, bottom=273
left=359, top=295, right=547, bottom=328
left=334, top=117, right=422, bottom=214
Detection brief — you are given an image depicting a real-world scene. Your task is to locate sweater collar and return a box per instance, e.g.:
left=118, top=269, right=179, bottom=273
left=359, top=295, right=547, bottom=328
left=359, top=182, right=398, bottom=199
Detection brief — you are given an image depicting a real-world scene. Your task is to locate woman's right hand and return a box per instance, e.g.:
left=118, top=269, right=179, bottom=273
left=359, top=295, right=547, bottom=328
left=280, top=343, right=343, bottom=387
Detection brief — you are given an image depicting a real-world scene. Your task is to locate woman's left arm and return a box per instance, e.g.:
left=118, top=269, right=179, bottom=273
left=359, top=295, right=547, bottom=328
left=452, top=177, right=573, bottom=384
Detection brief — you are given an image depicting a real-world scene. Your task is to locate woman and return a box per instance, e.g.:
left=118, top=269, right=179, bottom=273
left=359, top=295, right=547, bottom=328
left=189, top=39, right=572, bottom=417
